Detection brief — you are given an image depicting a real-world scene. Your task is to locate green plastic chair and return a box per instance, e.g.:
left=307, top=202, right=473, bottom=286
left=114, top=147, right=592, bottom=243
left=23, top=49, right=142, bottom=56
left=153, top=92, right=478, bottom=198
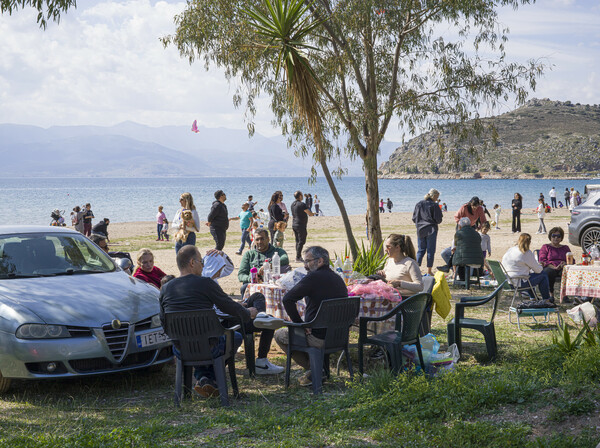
left=447, top=281, right=506, bottom=361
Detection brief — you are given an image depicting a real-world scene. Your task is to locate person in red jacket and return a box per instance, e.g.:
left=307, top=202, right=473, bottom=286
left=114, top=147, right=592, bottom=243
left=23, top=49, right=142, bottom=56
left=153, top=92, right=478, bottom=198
left=133, top=248, right=166, bottom=289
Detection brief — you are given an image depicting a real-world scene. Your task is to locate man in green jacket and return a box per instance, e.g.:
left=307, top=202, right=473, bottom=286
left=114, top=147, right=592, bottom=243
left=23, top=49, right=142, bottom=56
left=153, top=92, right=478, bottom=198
left=238, top=229, right=289, bottom=290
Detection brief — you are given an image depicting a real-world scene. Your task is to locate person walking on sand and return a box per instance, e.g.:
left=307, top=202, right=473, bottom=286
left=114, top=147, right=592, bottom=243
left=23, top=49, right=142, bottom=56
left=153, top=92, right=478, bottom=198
left=314, top=194, right=320, bottom=216
left=564, top=188, right=571, bottom=208
left=206, top=190, right=232, bottom=251
left=291, top=191, right=315, bottom=262
left=412, top=188, right=443, bottom=276
left=173, top=192, right=200, bottom=254
left=156, top=206, right=166, bottom=241
left=549, top=187, right=557, bottom=208
left=511, top=193, right=522, bottom=233
left=386, top=198, right=393, bottom=213
left=83, top=203, right=94, bottom=237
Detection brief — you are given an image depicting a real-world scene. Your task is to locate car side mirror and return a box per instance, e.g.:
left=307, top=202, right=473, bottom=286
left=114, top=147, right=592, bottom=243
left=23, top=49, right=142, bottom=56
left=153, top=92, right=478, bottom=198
left=115, top=257, right=133, bottom=274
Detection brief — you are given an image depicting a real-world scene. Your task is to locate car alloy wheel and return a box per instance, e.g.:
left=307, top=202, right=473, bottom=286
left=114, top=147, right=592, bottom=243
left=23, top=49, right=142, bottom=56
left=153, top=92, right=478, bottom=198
left=580, top=226, right=600, bottom=254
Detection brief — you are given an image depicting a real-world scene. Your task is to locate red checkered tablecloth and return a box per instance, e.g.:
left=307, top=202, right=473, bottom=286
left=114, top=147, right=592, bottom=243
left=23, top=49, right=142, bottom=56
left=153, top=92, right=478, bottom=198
left=559, top=265, right=600, bottom=303
left=242, top=283, right=403, bottom=327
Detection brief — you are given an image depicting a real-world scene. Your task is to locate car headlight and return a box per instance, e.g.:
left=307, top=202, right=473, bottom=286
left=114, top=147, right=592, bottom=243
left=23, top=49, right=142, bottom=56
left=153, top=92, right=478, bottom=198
left=151, top=314, right=162, bottom=328
left=16, top=324, right=71, bottom=339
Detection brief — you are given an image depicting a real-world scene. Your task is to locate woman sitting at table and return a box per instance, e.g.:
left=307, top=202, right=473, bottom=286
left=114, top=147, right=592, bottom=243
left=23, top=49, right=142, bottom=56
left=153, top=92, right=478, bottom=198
left=502, top=233, right=552, bottom=301
left=538, top=226, right=572, bottom=300
left=377, top=234, right=423, bottom=297
left=133, top=248, right=166, bottom=289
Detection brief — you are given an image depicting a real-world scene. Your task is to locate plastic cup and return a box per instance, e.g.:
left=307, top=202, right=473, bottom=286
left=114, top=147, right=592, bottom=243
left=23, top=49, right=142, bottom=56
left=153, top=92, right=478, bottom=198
left=566, top=252, right=574, bottom=265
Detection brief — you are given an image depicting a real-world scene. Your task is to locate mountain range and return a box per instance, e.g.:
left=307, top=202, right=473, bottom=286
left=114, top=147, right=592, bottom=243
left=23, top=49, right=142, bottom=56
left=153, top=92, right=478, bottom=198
left=0, top=122, right=399, bottom=178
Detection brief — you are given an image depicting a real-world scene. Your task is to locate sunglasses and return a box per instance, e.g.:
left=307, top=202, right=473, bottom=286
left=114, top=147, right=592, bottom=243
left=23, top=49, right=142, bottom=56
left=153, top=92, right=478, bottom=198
left=550, top=234, right=562, bottom=238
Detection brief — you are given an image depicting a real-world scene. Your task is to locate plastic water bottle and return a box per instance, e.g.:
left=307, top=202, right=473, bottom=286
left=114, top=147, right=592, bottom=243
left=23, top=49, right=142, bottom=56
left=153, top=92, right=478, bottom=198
left=342, top=256, right=353, bottom=285
left=272, top=252, right=281, bottom=280
left=263, top=260, right=272, bottom=284
left=250, top=267, right=258, bottom=283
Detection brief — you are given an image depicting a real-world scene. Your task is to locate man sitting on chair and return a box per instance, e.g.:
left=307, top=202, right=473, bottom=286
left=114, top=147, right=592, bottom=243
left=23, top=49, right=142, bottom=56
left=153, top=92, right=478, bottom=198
left=159, top=245, right=258, bottom=397
left=437, top=217, right=483, bottom=280
left=274, top=246, right=348, bottom=387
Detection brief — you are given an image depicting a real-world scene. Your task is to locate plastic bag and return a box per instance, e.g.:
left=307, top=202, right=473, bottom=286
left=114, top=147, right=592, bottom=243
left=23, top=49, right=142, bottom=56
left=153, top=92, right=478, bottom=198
left=567, top=302, right=598, bottom=327
left=276, top=267, right=307, bottom=290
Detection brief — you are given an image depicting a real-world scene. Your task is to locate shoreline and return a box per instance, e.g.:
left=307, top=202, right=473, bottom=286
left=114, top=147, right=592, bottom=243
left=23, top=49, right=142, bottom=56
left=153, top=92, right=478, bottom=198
left=379, top=173, right=599, bottom=180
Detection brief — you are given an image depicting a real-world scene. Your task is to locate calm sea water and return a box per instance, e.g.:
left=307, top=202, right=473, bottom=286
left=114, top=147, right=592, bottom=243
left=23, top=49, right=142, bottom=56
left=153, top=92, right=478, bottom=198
left=0, top=177, right=595, bottom=225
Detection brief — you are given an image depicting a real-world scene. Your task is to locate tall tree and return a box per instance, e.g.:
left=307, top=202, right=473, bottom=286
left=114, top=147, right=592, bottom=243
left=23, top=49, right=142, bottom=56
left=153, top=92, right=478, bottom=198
left=164, top=0, right=542, bottom=250
left=1, top=0, right=76, bottom=28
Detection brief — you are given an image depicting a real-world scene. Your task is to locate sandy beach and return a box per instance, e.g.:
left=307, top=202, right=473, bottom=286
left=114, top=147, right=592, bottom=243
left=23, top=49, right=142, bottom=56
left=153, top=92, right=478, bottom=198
left=105, top=207, right=581, bottom=297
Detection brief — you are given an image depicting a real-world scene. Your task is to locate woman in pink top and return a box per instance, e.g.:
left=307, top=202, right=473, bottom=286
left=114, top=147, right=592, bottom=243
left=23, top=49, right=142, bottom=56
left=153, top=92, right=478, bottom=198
left=454, top=196, right=487, bottom=230
left=156, top=206, right=166, bottom=241
left=538, top=226, right=572, bottom=299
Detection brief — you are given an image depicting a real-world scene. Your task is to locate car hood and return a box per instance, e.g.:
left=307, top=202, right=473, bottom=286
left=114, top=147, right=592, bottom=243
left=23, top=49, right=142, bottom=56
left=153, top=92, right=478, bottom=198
left=0, top=271, right=160, bottom=328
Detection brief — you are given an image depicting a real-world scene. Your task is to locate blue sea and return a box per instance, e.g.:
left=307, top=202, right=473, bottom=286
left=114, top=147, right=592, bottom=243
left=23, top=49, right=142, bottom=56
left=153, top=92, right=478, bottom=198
left=0, top=177, right=595, bottom=225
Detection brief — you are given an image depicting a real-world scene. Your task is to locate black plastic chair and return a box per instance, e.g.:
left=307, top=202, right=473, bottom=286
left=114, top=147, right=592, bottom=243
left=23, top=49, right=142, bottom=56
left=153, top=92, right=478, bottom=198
left=358, top=293, right=432, bottom=375
left=447, top=281, right=506, bottom=361
left=419, top=276, right=436, bottom=336
left=284, top=297, right=360, bottom=394
left=165, top=309, right=240, bottom=407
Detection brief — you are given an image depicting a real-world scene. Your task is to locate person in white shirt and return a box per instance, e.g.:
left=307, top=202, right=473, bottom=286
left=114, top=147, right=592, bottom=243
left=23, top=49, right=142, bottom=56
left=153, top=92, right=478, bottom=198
left=536, top=198, right=547, bottom=234
left=493, top=204, right=501, bottom=230
left=501, top=233, right=551, bottom=301
left=172, top=192, right=200, bottom=254
left=548, top=187, right=557, bottom=208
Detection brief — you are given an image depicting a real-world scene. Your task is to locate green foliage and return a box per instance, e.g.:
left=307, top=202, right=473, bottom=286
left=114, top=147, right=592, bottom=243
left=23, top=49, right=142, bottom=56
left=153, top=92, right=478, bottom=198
left=551, top=322, right=584, bottom=354
left=0, top=0, right=75, bottom=29
left=352, top=241, right=387, bottom=276
left=563, top=344, right=600, bottom=385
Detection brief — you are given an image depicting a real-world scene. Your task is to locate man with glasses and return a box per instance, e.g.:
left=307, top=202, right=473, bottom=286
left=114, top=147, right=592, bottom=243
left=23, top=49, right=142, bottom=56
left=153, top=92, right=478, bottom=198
left=237, top=228, right=289, bottom=374
left=160, top=245, right=258, bottom=397
left=274, top=246, right=347, bottom=387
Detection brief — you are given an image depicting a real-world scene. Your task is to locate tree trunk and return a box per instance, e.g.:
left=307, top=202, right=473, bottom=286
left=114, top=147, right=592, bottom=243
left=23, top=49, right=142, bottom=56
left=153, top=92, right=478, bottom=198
left=363, top=150, right=382, bottom=250
left=318, top=151, right=358, bottom=260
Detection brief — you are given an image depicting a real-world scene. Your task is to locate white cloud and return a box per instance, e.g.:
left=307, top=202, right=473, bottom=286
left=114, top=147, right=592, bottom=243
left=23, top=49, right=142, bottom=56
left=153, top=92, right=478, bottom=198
left=0, top=0, right=598, bottom=142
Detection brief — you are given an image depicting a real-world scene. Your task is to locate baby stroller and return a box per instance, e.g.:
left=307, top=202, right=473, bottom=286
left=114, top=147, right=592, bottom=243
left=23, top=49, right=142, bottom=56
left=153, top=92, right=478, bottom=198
left=50, top=209, right=66, bottom=226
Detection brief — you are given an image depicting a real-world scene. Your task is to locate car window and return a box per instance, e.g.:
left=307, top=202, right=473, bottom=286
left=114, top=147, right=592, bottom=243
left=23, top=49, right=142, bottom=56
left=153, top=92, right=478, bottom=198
left=0, top=233, right=115, bottom=278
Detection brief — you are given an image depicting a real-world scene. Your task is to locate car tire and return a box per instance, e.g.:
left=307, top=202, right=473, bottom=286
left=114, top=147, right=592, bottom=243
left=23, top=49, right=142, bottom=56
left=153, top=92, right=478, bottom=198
left=580, top=226, right=600, bottom=254
left=0, top=372, right=11, bottom=393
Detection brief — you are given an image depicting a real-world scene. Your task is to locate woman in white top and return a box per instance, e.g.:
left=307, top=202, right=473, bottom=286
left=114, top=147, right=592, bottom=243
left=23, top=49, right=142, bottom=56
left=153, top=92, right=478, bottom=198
left=172, top=192, right=200, bottom=254
left=501, top=233, right=551, bottom=301
left=377, top=234, right=423, bottom=297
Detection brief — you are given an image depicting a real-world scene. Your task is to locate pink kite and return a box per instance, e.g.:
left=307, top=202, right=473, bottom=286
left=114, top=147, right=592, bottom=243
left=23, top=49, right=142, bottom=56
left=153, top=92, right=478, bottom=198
left=191, top=120, right=199, bottom=133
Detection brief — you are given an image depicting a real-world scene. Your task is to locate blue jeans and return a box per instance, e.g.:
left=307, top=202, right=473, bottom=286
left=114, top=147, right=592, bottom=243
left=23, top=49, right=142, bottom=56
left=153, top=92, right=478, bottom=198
left=416, top=230, right=437, bottom=268
left=239, top=228, right=251, bottom=253
left=520, top=271, right=550, bottom=300
left=175, top=231, right=196, bottom=254
left=157, top=223, right=163, bottom=239
left=173, top=331, right=243, bottom=382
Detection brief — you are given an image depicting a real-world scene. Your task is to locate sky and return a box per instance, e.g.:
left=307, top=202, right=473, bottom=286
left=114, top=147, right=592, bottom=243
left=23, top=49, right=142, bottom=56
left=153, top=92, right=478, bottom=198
left=0, top=0, right=599, bottom=141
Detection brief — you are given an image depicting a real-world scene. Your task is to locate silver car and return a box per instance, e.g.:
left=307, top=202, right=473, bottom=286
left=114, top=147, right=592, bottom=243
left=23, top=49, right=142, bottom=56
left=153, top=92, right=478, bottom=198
left=568, top=190, right=600, bottom=254
left=0, top=226, right=172, bottom=392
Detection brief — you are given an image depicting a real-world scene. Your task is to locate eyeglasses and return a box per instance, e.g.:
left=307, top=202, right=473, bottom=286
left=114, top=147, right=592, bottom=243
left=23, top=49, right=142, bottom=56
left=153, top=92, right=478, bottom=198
left=550, top=234, right=562, bottom=238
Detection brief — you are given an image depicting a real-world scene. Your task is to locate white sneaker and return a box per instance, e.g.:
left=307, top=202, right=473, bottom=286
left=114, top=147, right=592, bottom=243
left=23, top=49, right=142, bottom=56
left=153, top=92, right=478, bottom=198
left=255, top=358, right=284, bottom=375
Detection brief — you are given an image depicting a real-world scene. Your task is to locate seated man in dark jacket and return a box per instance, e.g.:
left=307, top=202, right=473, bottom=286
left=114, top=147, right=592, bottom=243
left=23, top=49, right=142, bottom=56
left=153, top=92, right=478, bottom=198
left=159, top=245, right=258, bottom=397
left=238, top=228, right=289, bottom=293
left=274, top=246, right=348, bottom=387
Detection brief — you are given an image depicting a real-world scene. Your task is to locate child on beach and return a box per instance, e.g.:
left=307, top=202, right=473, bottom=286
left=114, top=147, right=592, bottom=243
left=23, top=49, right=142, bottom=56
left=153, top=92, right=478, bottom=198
left=250, top=221, right=260, bottom=249
left=273, top=221, right=286, bottom=248
left=161, top=218, right=169, bottom=241
left=480, top=221, right=492, bottom=274
left=493, top=204, right=501, bottom=229
left=536, top=198, right=547, bottom=234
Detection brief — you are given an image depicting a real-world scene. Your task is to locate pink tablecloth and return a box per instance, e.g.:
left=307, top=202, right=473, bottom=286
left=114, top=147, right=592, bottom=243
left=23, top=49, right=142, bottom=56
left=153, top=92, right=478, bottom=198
left=242, top=283, right=403, bottom=325
left=559, top=265, right=600, bottom=303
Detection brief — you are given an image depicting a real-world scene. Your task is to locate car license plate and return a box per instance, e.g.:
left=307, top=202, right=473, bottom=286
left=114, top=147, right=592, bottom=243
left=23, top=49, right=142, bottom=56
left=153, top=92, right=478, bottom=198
left=136, top=330, right=170, bottom=348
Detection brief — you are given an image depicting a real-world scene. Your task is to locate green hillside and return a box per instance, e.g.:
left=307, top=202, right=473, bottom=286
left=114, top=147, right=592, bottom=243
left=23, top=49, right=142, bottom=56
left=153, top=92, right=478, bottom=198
left=380, top=99, right=600, bottom=178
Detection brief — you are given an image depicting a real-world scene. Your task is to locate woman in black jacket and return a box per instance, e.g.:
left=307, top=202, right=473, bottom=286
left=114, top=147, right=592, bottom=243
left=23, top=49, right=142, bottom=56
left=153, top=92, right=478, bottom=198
left=511, top=192, right=523, bottom=233
left=268, top=192, right=285, bottom=243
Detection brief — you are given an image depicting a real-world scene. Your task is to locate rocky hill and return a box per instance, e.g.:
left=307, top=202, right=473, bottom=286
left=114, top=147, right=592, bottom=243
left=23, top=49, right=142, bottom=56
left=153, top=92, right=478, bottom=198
left=379, top=99, right=600, bottom=178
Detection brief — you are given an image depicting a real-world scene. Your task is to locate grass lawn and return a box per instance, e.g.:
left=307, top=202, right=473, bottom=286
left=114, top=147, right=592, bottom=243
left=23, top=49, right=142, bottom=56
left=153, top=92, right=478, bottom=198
left=1, top=282, right=599, bottom=447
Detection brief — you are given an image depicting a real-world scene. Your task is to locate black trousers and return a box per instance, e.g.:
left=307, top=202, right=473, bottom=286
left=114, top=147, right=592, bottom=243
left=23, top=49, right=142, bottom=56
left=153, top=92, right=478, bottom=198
left=241, top=291, right=274, bottom=359
left=512, top=211, right=521, bottom=232
left=293, top=226, right=307, bottom=259
left=543, top=266, right=562, bottom=294
left=210, top=226, right=226, bottom=250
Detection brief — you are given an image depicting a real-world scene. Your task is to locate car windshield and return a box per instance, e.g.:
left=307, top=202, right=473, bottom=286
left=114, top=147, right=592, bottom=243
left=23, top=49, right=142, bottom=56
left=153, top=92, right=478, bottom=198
left=0, top=233, right=115, bottom=278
